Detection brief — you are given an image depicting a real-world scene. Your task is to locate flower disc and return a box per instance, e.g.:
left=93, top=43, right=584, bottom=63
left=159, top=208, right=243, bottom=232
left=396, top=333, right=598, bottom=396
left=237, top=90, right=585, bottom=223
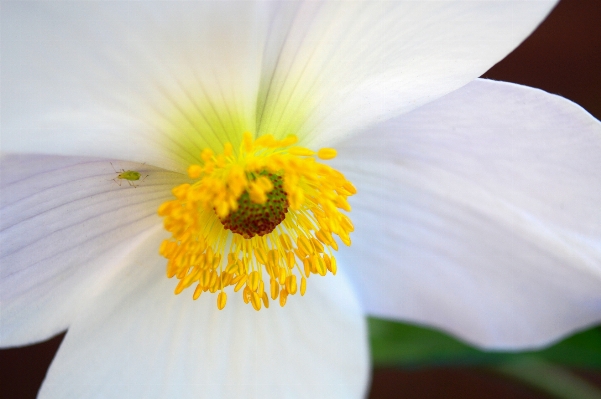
left=220, top=172, right=288, bottom=239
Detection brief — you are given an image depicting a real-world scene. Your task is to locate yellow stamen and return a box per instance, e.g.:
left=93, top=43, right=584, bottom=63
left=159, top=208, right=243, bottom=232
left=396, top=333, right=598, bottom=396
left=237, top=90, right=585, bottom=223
left=317, top=148, right=337, bottom=160
left=217, top=292, right=227, bottom=310
left=262, top=292, right=270, bottom=308
left=158, top=133, right=355, bottom=310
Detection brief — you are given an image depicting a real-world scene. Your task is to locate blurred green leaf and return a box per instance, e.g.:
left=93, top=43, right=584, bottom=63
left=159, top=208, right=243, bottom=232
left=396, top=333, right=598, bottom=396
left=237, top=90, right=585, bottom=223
left=368, top=317, right=601, bottom=368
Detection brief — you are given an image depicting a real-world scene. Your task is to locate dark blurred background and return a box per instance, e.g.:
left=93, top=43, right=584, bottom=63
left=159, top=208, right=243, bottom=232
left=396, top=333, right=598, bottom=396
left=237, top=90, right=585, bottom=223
left=1, top=0, right=600, bottom=398
left=482, top=0, right=601, bottom=121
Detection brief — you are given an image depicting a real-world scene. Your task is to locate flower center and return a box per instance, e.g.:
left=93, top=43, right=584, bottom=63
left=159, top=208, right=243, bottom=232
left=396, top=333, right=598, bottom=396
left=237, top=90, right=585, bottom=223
left=158, top=133, right=355, bottom=311
left=219, top=171, right=288, bottom=239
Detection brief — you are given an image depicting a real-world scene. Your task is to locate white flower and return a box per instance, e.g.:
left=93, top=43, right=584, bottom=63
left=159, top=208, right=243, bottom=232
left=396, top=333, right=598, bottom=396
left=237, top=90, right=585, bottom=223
left=1, top=1, right=600, bottom=398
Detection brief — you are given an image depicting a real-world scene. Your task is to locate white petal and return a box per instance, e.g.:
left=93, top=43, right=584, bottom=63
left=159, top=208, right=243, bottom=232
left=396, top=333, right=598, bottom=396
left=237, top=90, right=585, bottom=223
left=333, top=79, right=601, bottom=349
left=0, top=154, right=183, bottom=346
left=1, top=2, right=556, bottom=169
left=39, top=231, right=369, bottom=399
left=1, top=2, right=270, bottom=171
left=257, top=1, right=557, bottom=147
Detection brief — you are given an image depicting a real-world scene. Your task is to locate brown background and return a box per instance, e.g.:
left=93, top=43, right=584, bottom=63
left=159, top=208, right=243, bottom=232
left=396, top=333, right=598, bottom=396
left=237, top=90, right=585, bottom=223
left=1, top=0, right=600, bottom=398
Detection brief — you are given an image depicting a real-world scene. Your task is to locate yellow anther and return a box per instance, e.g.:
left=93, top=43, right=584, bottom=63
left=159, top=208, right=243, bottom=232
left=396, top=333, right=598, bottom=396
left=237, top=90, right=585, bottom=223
left=254, top=248, right=268, bottom=265
left=286, top=275, right=297, bottom=295
left=315, top=229, right=333, bottom=246
left=200, top=270, right=211, bottom=288
left=209, top=271, right=219, bottom=293
left=181, top=270, right=197, bottom=288
left=166, top=262, right=177, bottom=279
left=234, top=275, right=248, bottom=292
left=288, top=147, right=315, bottom=156
left=303, top=258, right=311, bottom=278
left=188, top=164, right=203, bottom=179
left=297, top=236, right=313, bottom=258
left=330, top=239, right=339, bottom=251
left=280, top=135, right=298, bottom=146
left=262, top=292, right=270, bottom=308
left=317, top=148, right=337, bottom=160
left=215, top=202, right=229, bottom=218
left=279, top=289, right=289, bottom=307
left=174, top=279, right=186, bottom=295
left=278, top=267, right=286, bottom=285
left=340, top=214, right=354, bottom=232
left=236, top=260, right=248, bottom=274
left=330, top=256, right=337, bottom=275
left=265, top=263, right=275, bottom=279
left=221, top=272, right=232, bottom=287
left=311, top=238, right=324, bottom=253
left=243, top=286, right=251, bottom=304
left=225, top=260, right=238, bottom=274
left=297, top=214, right=314, bottom=231
left=294, top=248, right=306, bottom=261
left=201, top=148, right=214, bottom=161
left=270, top=278, right=280, bottom=300
left=324, top=254, right=332, bottom=273
left=335, top=196, right=351, bottom=212
left=255, top=175, right=273, bottom=192
left=248, top=182, right=267, bottom=204
left=212, top=253, right=221, bottom=269
left=309, top=256, right=318, bottom=274
left=248, top=271, right=260, bottom=291
left=171, top=184, right=190, bottom=200
left=316, top=256, right=327, bottom=276
left=254, top=134, right=275, bottom=147
left=300, top=277, right=307, bottom=296
left=176, top=267, right=187, bottom=280
left=286, top=251, right=296, bottom=269
left=193, top=284, right=203, bottom=300
left=157, top=204, right=171, bottom=218
left=258, top=280, right=265, bottom=298
left=279, top=234, right=292, bottom=250
left=343, top=181, right=357, bottom=195
left=268, top=250, right=280, bottom=268
left=340, top=231, right=351, bottom=246
left=217, top=292, right=227, bottom=310
left=315, top=256, right=328, bottom=276
left=251, top=291, right=262, bottom=311
left=290, top=189, right=304, bottom=210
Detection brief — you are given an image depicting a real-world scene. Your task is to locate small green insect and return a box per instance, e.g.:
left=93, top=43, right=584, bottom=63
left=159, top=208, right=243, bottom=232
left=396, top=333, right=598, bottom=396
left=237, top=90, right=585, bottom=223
left=111, top=162, right=148, bottom=188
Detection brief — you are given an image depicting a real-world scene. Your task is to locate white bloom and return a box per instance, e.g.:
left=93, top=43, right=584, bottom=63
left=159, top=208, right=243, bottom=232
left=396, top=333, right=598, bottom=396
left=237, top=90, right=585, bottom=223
left=1, top=1, right=600, bottom=398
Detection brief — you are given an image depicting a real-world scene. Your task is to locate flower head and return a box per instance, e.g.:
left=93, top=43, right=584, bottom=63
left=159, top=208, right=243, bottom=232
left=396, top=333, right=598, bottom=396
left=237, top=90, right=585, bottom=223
left=2, top=2, right=600, bottom=399
left=158, top=132, right=355, bottom=309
